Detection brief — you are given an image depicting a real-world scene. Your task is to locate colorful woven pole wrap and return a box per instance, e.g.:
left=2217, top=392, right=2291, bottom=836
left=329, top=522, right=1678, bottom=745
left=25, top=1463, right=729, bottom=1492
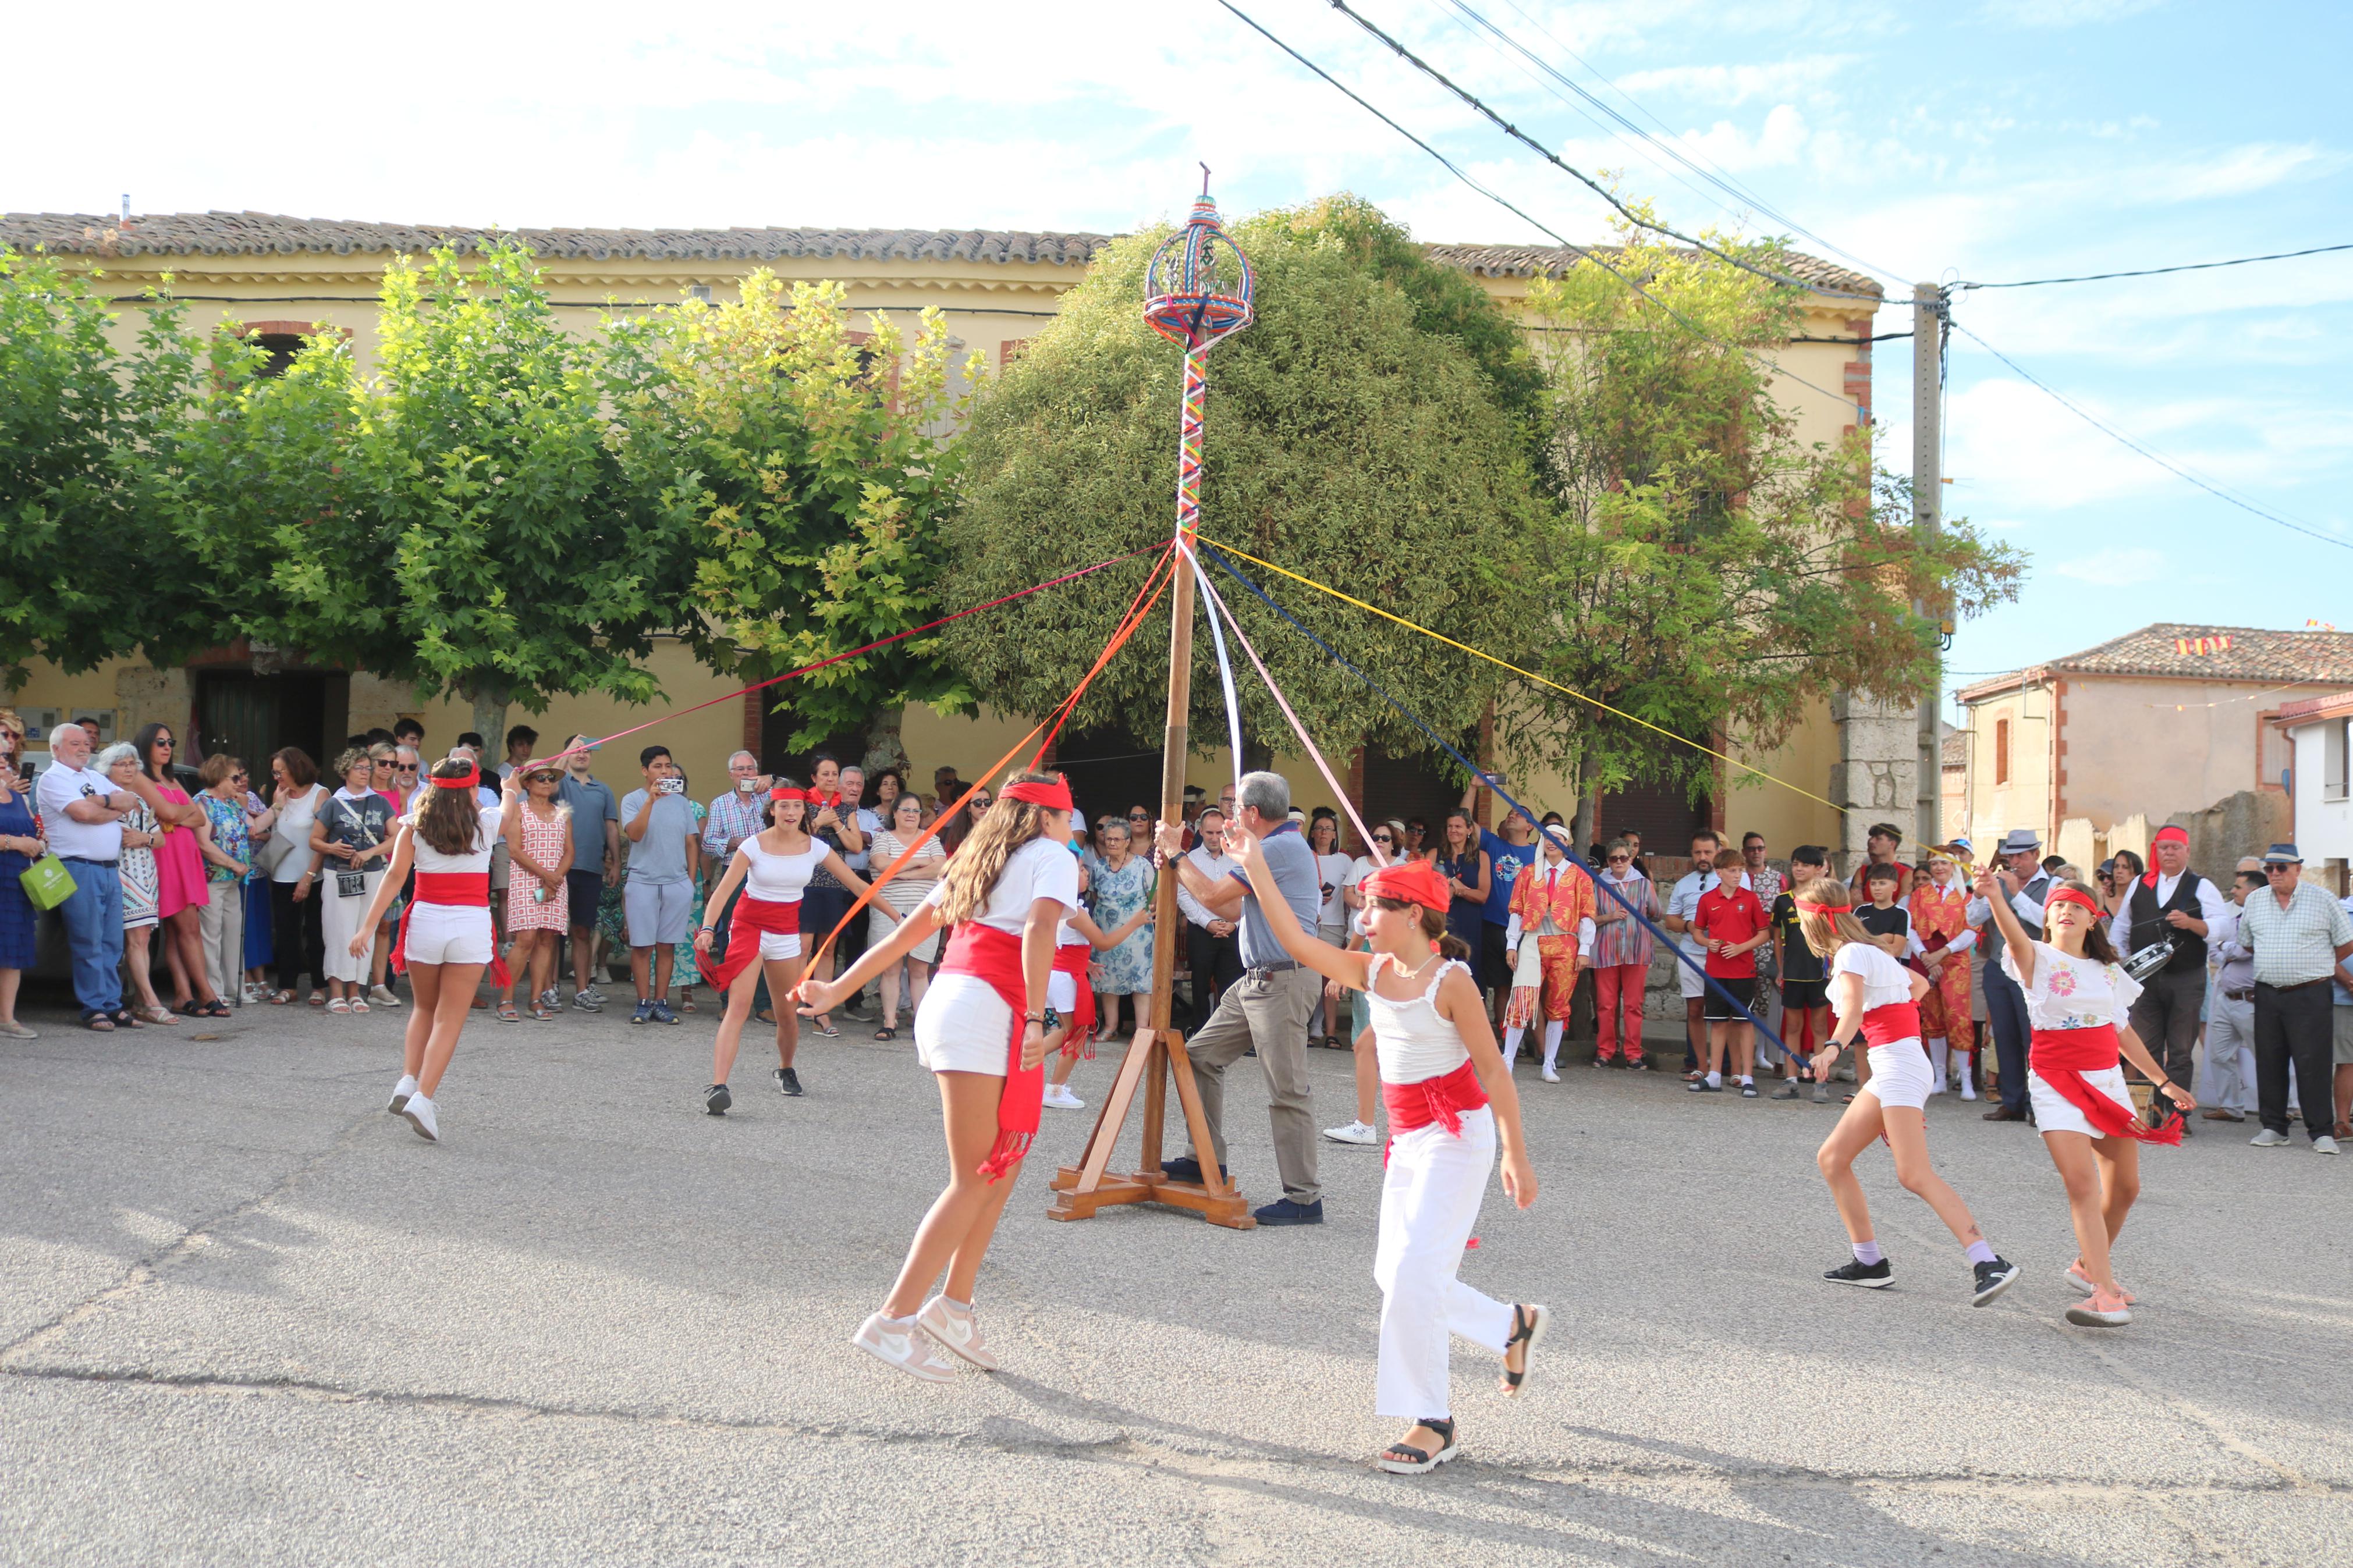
left=1144, top=172, right=1256, bottom=554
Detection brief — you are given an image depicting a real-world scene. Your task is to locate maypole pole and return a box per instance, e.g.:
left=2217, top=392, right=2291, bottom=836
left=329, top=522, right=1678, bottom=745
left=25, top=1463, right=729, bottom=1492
left=1049, top=169, right=1257, bottom=1228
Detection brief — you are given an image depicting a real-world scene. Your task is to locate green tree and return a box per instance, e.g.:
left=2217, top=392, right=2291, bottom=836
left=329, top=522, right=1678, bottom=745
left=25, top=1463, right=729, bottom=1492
left=0, top=249, right=213, bottom=691
left=1517, top=210, right=2024, bottom=836
left=619, top=272, right=977, bottom=771
left=943, top=199, right=1543, bottom=758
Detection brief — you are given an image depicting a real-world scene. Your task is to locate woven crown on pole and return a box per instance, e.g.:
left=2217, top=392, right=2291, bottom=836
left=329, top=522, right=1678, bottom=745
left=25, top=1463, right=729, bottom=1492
left=1143, top=166, right=1255, bottom=351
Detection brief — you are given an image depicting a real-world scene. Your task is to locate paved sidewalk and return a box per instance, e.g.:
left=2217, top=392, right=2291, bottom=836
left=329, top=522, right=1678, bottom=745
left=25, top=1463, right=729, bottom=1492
left=2, top=995, right=2346, bottom=1566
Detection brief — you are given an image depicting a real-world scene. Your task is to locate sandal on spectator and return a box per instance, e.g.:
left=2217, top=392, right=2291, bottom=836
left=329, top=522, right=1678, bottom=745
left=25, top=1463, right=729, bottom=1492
left=139, top=1005, right=178, bottom=1025
left=497, top=1000, right=521, bottom=1023
left=113, top=1009, right=145, bottom=1029
left=82, top=1011, right=116, bottom=1032
left=267, top=990, right=294, bottom=1005
left=328, top=998, right=351, bottom=1014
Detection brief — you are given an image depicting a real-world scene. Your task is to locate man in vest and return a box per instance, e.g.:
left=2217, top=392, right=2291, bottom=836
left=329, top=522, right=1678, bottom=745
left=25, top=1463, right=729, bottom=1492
left=2107, top=824, right=2233, bottom=1133
left=1965, top=827, right=2052, bottom=1122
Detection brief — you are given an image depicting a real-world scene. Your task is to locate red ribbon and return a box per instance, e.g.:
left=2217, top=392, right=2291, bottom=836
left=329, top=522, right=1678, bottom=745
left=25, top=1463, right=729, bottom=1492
left=1052, top=941, right=1096, bottom=1059
left=2031, top=1025, right=2182, bottom=1145
left=391, top=870, right=510, bottom=987
left=696, top=894, right=800, bottom=994
left=935, top=923, right=1043, bottom=1182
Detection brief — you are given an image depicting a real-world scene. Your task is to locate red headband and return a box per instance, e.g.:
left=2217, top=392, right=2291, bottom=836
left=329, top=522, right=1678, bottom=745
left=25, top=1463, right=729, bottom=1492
left=1000, top=776, right=1074, bottom=812
left=770, top=785, right=812, bottom=804
left=431, top=766, right=481, bottom=791
left=1801, top=898, right=1854, bottom=915
left=2045, top=885, right=2102, bottom=918
left=1361, top=859, right=1452, bottom=911
left=2143, top=826, right=2189, bottom=887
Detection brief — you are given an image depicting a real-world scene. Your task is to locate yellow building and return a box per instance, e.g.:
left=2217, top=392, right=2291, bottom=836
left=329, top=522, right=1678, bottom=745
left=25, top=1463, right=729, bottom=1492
left=3, top=209, right=1882, bottom=856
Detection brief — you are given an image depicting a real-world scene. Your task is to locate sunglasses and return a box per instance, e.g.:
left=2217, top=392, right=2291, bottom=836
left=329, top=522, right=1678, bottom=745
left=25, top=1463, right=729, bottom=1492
left=1372, top=833, right=1394, bottom=843
left=232, top=773, right=249, bottom=784
left=1127, top=812, right=1151, bottom=822
left=1609, top=854, right=1631, bottom=863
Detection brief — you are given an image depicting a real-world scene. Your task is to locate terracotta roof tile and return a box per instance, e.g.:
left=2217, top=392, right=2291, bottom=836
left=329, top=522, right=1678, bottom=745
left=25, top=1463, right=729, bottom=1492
left=1424, top=241, right=1882, bottom=299
left=1958, top=623, right=2353, bottom=701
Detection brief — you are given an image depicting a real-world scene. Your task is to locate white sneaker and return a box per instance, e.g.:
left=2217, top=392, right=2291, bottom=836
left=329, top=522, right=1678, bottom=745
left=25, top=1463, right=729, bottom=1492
left=1540, top=1066, right=1559, bottom=1083
left=1960, top=1079, right=1978, bottom=1101
left=1041, top=1084, right=1085, bottom=1111
left=851, top=1311, right=955, bottom=1382
left=388, top=1074, right=418, bottom=1114
left=2316, top=1135, right=2342, bottom=1156
left=402, top=1093, right=439, bottom=1142
left=2251, top=1128, right=2292, bottom=1147
left=918, top=1296, right=999, bottom=1371
left=1323, top=1119, right=1379, bottom=1146
left=369, top=984, right=402, bottom=1008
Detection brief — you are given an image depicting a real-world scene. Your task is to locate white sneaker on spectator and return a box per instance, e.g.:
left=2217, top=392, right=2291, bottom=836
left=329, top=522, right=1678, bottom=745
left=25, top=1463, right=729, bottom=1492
left=369, top=984, right=402, bottom=1008
left=1323, top=1119, right=1379, bottom=1146
left=2250, top=1128, right=2291, bottom=1147
left=2316, top=1135, right=2341, bottom=1156
left=1041, top=1084, right=1085, bottom=1111
left=852, top=1311, right=954, bottom=1382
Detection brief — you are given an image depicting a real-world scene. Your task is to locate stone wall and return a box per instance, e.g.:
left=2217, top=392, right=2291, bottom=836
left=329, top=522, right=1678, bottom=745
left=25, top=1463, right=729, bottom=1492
left=1829, top=693, right=1919, bottom=876
left=2167, top=790, right=2292, bottom=873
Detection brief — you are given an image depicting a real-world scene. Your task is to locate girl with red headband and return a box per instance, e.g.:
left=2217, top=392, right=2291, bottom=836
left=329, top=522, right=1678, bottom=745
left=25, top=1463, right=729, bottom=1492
left=693, top=783, right=873, bottom=1111
left=1975, top=869, right=2195, bottom=1328
left=1790, top=880, right=2021, bottom=1306
left=345, top=755, right=518, bottom=1142
left=793, top=772, right=1080, bottom=1382
left=1227, top=820, right=1542, bottom=1476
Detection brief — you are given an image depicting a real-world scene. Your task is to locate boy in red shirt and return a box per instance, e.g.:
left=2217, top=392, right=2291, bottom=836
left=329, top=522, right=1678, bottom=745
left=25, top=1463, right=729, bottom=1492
left=1691, top=847, right=1771, bottom=1096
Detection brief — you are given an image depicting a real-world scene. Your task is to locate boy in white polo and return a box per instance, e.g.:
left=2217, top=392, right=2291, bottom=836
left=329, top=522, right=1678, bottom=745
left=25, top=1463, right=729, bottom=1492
left=620, top=745, right=701, bottom=1025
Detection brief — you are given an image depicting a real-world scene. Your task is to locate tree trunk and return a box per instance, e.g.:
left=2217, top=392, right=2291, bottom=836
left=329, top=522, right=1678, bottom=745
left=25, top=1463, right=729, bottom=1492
left=466, top=684, right=510, bottom=766
left=862, top=704, right=909, bottom=778
left=1570, top=781, right=1598, bottom=859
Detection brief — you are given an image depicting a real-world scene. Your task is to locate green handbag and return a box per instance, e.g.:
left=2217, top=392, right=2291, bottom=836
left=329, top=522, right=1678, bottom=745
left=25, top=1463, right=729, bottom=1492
left=20, top=851, right=76, bottom=912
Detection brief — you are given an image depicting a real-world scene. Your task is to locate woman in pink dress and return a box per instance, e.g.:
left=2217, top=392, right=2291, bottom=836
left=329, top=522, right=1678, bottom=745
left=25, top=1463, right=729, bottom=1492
left=134, top=723, right=227, bottom=1018
left=498, top=762, right=573, bottom=1021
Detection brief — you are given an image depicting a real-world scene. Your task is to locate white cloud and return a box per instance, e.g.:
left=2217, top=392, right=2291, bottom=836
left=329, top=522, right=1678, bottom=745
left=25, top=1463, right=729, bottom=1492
left=2050, top=547, right=2167, bottom=586
left=1979, top=0, right=2164, bottom=24
left=1613, top=57, right=1860, bottom=107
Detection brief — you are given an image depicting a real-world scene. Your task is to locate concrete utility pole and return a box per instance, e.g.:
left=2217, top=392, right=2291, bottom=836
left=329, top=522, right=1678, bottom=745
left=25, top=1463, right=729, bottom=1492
left=1912, top=283, right=1944, bottom=848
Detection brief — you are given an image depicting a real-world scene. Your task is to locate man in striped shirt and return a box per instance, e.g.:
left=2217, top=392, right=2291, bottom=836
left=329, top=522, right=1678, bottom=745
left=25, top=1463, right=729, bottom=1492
left=2237, top=843, right=2353, bottom=1154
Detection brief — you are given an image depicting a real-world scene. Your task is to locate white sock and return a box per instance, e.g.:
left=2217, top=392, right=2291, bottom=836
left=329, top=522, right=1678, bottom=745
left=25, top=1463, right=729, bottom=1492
left=1706, top=1071, right=1722, bottom=1087
left=1738, top=1074, right=1754, bottom=1086
left=1541, top=1021, right=1564, bottom=1070
left=1504, top=1025, right=1526, bottom=1059
left=1956, top=1051, right=1976, bottom=1099
left=1927, top=1037, right=1949, bottom=1091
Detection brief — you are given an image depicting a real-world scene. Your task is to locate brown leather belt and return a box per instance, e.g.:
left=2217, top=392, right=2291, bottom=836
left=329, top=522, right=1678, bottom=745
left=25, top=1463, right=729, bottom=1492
left=2257, top=977, right=2331, bottom=993
left=2222, top=987, right=2255, bottom=1002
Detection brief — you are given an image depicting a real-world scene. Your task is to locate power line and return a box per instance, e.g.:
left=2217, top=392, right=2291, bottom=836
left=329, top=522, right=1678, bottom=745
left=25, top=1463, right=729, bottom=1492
left=1946, top=318, right=2353, bottom=553
left=1955, top=242, right=2353, bottom=291
left=1210, top=0, right=1869, bottom=419
left=1320, top=0, right=1889, bottom=304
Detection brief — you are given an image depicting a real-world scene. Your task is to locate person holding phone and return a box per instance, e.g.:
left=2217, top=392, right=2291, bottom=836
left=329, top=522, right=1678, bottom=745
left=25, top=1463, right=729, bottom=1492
left=620, top=745, right=701, bottom=1026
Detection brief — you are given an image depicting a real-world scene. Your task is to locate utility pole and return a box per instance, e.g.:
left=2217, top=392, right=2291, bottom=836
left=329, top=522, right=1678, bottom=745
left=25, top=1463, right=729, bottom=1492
left=1912, top=283, right=1944, bottom=848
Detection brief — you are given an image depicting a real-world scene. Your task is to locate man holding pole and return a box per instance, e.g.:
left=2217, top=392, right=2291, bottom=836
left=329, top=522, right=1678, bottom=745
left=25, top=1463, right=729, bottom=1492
left=1155, top=771, right=1325, bottom=1226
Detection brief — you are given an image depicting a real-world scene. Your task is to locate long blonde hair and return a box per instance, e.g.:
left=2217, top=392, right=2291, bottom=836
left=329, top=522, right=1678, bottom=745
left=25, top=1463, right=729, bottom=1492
left=1793, top=877, right=1873, bottom=961
left=933, top=771, right=1062, bottom=927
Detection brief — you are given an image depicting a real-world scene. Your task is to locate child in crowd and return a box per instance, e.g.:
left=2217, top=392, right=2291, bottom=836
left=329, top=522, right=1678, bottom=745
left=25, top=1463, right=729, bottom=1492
left=1769, top=845, right=1833, bottom=1101
left=1690, top=847, right=1770, bottom=1097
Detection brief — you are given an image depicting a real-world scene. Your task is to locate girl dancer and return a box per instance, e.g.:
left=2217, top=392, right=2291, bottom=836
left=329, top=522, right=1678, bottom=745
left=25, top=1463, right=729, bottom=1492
left=1975, top=870, right=2194, bottom=1328
left=1230, top=826, right=1542, bottom=1475
left=1790, top=880, right=2021, bottom=1305
left=694, top=784, right=871, bottom=1109
left=347, top=756, right=515, bottom=1142
left=797, top=772, right=1079, bottom=1382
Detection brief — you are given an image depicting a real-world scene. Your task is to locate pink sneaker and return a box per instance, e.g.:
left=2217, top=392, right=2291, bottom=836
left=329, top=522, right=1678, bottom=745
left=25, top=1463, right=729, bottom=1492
left=2065, top=1261, right=2135, bottom=1304
left=918, top=1296, right=999, bottom=1371
left=851, top=1311, right=954, bottom=1382
left=2065, top=1287, right=2132, bottom=1328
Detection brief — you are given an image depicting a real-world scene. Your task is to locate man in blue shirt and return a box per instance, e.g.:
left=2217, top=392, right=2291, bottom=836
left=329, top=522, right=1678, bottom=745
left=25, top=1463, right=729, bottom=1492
left=1465, top=776, right=1536, bottom=1026
left=1155, top=771, right=1325, bottom=1226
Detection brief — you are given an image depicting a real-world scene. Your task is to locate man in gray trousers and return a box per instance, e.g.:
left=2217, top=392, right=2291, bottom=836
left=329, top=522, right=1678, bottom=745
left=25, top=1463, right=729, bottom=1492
left=1155, top=771, right=1325, bottom=1225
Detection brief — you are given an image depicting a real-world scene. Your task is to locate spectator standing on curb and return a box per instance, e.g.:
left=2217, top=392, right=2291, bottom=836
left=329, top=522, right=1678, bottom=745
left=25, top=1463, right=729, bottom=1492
left=1589, top=838, right=1658, bottom=1069
left=37, top=722, right=171, bottom=1030
left=1967, top=829, right=2053, bottom=1123
left=2236, top=844, right=2353, bottom=1153
left=2201, top=866, right=2265, bottom=1122
left=1463, top=780, right=1536, bottom=1025
left=193, top=756, right=254, bottom=1011
left=2107, top=824, right=2233, bottom=1136
left=621, top=745, right=701, bottom=1026
left=498, top=762, right=572, bottom=1021
left=556, top=737, right=620, bottom=1011
left=311, top=747, right=396, bottom=1015
left=1663, top=830, right=1726, bottom=1078
left=1502, top=826, right=1595, bottom=1082
left=2335, top=886, right=2353, bottom=1142
left=1847, top=822, right=1905, bottom=899
left=1690, top=847, right=1770, bottom=1096
left=0, top=750, right=41, bottom=1038
left=1911, top=848, right=1979, bottom=1098
left=1179, top=807, right=1244, bottom=1030
left=1768, top=847, right=1833, bottom=1100
left=835, top=766, right=885, bottom=1016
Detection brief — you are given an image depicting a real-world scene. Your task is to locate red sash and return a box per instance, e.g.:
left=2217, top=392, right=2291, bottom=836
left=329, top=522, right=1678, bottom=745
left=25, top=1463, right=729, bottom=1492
left=392, top=870, right=510, bottom=987
left=936, top=923, right=1044, bottom=1182
left=2031, top=1025, right=2181, bottom=1145
left=1382, top=1058, right=1490, bottom=1151
left=1052, top=941, right=1096, bottom=1060
left=1860, top=1001, right=1921, bottom=1047
left=696, top=894, right=800, bottom=994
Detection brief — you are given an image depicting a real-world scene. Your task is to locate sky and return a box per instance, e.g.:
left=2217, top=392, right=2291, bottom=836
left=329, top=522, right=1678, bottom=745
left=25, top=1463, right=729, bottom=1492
left=9, top=0, right=2350, bottom=721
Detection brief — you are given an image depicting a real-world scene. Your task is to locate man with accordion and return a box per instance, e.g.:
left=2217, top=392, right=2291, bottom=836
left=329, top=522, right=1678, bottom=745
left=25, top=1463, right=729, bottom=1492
left=2106, top=825, right=2234, bottom=1133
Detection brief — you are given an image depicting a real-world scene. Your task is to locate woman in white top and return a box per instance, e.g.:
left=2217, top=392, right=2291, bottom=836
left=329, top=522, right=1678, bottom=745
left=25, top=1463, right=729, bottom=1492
left=264, top=748, right=331, bottom=1007
left=797, top=773, right=1080, bottom=1384
left=1791, top=880, right=2019, bottom=1307
left=1978, top=870, right=2194, bottom=1329
left=346, top=756, right=518, bottom=1142
left=865, top=793, right=947, bottom=1040
left=1229, top=830, right=1541, bottom=1477
left=1307, top=814, right=1353, bottom=1046
left=693, top=785, right=871, bottom=1110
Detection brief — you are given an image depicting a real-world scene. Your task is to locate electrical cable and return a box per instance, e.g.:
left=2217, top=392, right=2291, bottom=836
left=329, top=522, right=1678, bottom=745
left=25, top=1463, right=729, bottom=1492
left=1209, top=0, right=1871, bottom=419
left=1321, top=0, right=1888, bottom=304
left=1954, top=243, right=2353, bottom=291
left=1946, top=319, right=2353, bottom=554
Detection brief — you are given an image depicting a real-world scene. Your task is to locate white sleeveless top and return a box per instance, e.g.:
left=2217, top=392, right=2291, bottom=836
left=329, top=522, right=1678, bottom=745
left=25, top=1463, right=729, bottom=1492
left=743, top=837, right=825, bottom=903
left=1365, top=957, right=1473, bottom=1085
left=407, top=805, right=505, bottom=875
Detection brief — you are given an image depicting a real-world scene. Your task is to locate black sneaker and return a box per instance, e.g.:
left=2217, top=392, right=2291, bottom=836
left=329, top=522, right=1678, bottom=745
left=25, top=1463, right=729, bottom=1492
left=1824, top=1258, right=1894, bottom=1288
left=1254, top=1197, right=1324, bottom=1226
left=1971, top=1256, right=2021, bottom=1307
left=1160, top=1155, right=1206, bottom=1184
left=773, top=1067, right=803, bottom=1097
left=704, top=1083, right=732, bottom=1117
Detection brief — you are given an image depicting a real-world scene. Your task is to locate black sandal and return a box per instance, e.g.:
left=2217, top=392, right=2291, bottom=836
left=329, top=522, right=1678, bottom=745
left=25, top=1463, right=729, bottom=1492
left=197, top=1000, right=232, bottom=1019
left=873, top=1026, right=897, bottom=1041
left=112, top=1009, right=144, bottom=1029
left=1499, top=1303, right=1549, bottom=1398
left=82, top=1010, right=115, bottom=1032
left=1377, top=1416, right=1458, bottom=1474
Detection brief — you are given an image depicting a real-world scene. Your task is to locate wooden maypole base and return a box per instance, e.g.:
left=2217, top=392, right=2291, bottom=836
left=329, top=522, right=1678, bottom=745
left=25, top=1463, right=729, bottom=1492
left=1045, top=1028, right=1257, bottom=1228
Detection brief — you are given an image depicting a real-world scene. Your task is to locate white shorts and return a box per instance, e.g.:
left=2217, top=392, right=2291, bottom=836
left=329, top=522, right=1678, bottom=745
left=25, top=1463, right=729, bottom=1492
left=2028, top=1064, right=2136, bottom=1138
left=1048, top=971, right=1077, bottom=1013
left=1677, top=948, right=1709, bottom=999
left=624, top=879, right=691, bottom=947
left=757, top=930, right=803, bottom=961
left=914, top=973, right=1013, bottom=1076
left=1859, top=1038, right=1935, bottom=1110
left=403, top=903, right=493, bottom=967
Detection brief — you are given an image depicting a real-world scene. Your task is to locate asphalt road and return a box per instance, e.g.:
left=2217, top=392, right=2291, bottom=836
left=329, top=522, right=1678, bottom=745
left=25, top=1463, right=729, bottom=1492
left=2, top=990, right=2346, bottom=1566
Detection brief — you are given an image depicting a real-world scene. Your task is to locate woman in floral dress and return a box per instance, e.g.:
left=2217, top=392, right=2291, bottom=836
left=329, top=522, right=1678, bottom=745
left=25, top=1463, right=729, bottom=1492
left=1085, top=820, right=1156, bottom=1039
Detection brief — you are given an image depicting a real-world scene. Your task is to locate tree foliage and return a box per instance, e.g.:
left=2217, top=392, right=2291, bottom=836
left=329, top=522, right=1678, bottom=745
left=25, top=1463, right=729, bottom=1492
left=943, top=200, right=1543, bottom=757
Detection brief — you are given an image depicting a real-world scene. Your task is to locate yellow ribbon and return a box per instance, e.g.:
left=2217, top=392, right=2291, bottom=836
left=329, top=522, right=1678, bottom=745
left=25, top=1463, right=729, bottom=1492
left=1197, top=534, right=1848, bottom=817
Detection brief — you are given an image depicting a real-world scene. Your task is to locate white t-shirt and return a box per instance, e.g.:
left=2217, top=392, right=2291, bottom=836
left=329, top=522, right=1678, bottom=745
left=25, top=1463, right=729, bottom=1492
left=34, top=762, right=123, bottom=862
left=1830, top=942, right=1915, bottom=1012
left=269, top=784, right=328, bottom=883
left=2001, top=940, right=2141, bottom=1033
left=922, top=835, right=1080, bottom=936
left=408, top=805, right=506, bottom=874
left=1314, top=851, right=1352, bottom=927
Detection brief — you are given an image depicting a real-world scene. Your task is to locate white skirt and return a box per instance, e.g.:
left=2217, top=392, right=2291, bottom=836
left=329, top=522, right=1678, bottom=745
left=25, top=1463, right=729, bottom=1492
left=321, top=872, right=381, bottom=982
left=404, top=903, right=493, bottom=967
left=1859, top=1038, right=1935, bottom=1110
left=2028, top=1064, right=2136, bottom=1138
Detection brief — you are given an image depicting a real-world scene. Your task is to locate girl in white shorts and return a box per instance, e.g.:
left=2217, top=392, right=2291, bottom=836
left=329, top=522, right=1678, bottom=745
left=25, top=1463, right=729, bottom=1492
left=693, top=784, right=871, bottom=1112
left=1791, top=881, right=2020, bottom=1306
left=347, top=756, right=517, bottom=1143
left=1978, top=873, right=2194, bottom=1329
left=797, top=771, right=1081, bottom=1384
